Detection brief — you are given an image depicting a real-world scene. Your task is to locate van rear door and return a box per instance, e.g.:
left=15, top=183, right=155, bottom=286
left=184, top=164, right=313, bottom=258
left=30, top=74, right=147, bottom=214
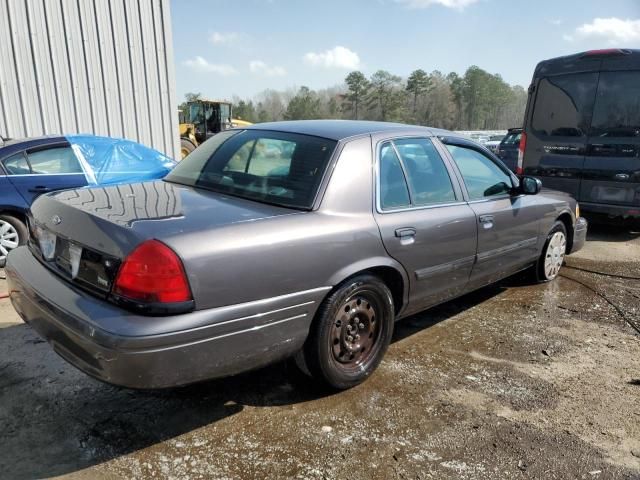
left=524, top=73, right=599, bottom=198
left=580, top=69, right=640, bottom=211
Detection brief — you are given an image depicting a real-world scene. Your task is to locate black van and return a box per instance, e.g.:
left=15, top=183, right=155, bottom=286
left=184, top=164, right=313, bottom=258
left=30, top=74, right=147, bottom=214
left=519, top=49, right=640, bottom=223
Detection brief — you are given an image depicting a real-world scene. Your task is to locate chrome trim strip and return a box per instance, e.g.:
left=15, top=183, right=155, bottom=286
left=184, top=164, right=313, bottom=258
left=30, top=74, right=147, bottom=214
left=415, top=255, right=475, bottom=280
left=476, top=237, right=538, bottom=262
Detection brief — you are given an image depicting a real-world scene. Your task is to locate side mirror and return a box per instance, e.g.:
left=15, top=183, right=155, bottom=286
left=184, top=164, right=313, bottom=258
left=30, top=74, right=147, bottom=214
left=521, top=176, right=542, bottom=195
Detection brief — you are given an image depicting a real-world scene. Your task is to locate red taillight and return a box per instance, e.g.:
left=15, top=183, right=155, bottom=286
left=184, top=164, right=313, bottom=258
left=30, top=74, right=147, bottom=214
left=516, top=131, right=527, bottom=175
left=113, top=240, right=192, bottom=304
left=583, top=49, right=628, bottom=57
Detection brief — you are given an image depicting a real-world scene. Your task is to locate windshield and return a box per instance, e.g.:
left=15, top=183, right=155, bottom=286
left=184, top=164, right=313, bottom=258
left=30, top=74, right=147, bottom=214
left=187, top=103, right=203, bottom=125
left=165, top=130, right=337, bottom=209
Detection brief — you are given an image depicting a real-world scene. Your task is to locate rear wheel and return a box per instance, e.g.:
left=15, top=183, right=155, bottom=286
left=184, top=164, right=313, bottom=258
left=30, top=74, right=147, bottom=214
left=535, top=221, right=567, bottom=282
left=0, top=215, right=27, bottom=268
left=301, top=274, right=394, bottom=390
left=180, top=138, right=196, bottom=160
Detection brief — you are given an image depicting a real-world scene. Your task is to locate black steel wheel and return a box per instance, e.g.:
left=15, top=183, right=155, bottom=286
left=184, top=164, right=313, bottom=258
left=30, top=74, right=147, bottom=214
left=301, top=274, right=394, bottom=390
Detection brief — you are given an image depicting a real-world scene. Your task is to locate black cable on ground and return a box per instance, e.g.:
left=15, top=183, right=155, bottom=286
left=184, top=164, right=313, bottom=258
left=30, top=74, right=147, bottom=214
left=564, top=264, right=640, bottom=280
left=559, top=273, right=640, bottom=336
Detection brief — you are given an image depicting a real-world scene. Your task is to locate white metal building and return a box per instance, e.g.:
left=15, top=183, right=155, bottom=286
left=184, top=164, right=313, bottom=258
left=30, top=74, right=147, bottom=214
left=0, top=0, right=179, bottom=158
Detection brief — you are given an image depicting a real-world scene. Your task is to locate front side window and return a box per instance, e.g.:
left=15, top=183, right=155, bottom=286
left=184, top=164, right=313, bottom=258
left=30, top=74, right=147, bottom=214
left=591, top=71, right=640, bottom=138
left=2, top=152, right=30, bottom=175
left=446, top=145, right=512, bottom=200
left=27, top=147, right=82, bottom=174
left=166, top=130, right=336, bottom=209
left=531, top=73, right=598, bottom=137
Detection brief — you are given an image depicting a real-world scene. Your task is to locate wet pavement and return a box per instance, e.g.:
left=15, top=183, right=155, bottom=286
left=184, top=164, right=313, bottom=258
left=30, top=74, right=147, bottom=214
left=1, top=224, right=639, bottom=479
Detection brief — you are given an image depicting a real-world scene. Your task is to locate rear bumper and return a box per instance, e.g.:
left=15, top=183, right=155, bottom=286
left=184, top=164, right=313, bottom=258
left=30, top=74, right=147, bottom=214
left=5, top=247, right=328, bottom=389
left=580, top=202, right=640, bottom=219
left=569, top=217, right=588, bottom=254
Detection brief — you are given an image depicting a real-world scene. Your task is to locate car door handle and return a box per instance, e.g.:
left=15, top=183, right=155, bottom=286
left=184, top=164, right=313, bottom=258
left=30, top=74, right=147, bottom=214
left=479, top=215, right=494, bottom=229
left=395, top=227, right=416, bottom=238
left=28, top=186, right=52, bottom=193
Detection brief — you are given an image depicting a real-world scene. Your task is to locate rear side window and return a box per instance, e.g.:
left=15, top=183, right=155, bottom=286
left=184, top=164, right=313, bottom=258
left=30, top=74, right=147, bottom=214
left=591, top=71, right=640, bottom=137
left=446, top=145, right=512, bottom=200
left=393, top=138, right=456, bottom=206
left=27, top=147, right=82, bottom=174
left=2, top=152, right=30, bottom=175
left=531, top=73, right=598, bottom=137
left=379, top=142, right=411, bottom=210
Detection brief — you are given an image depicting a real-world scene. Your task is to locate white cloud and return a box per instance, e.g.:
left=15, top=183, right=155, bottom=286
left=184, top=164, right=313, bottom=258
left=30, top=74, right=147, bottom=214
left=303, top=46, right=361, bottom=69
left=549, top=19, right=563, bottom=26
left=565, top=17, right=640, bottom=44
left=209, top=31, right=240, bottom=45
left=249, top=60, right=286, bottom=77
left=396, top=0, right=478, bottom=10
left=183, top=56, right=238, bottom=76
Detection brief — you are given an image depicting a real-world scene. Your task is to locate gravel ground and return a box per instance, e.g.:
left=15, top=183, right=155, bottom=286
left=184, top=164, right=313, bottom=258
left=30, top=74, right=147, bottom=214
left=0, top=223, right=639, bottom=479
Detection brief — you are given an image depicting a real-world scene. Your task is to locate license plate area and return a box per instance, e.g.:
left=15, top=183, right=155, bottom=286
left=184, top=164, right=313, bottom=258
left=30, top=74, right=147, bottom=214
left=33, top=224, right=121, bottom=297
left=55, top=238, right=83, bottom=279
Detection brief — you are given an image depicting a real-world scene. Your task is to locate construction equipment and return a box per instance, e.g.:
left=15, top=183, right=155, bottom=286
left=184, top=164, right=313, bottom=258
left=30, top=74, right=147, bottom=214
left=178, top=100, right=252, bottom=159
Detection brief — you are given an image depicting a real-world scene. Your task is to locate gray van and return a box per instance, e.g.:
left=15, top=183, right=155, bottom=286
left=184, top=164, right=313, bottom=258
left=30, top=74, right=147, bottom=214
left=519, top=49, right=640, bottom=224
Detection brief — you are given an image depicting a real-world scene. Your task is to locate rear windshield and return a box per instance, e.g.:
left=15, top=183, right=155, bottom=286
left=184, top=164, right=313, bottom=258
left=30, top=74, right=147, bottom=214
left=531, top=73, right=598, bottom=137
left=501, top=132, right=521, bottom=145
left=165, top=130, right=337, bottom=209
left=591, top=71, right=640, bottom=137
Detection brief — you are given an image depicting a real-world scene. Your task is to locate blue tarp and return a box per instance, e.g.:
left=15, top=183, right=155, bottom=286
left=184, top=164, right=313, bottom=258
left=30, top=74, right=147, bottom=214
left=66, top=134, right=176, bottom=185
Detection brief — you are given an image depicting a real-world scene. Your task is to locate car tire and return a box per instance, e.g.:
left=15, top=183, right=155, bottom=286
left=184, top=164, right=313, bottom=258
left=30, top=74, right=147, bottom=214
left=301, top=274, right=395, bottom=390
left=534, top=220, right=568, bottom=282
left=0, top=214, right=28, bottom=268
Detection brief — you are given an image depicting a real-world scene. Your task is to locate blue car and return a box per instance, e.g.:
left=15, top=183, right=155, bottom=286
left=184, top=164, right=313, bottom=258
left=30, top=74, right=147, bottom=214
left=0, top=135, right=176, bottom=266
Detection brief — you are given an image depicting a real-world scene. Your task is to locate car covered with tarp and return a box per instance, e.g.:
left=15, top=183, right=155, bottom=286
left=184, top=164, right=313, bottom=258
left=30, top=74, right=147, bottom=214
left=0, top=134, right=176, bottom=266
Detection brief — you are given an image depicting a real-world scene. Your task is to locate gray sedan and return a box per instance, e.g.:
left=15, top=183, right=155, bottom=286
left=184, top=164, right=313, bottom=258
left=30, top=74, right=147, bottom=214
left=5, top=121, right=587, bottom=390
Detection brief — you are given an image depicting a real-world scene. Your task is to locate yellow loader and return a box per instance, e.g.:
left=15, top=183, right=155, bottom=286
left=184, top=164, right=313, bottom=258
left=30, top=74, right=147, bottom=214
left=178, top=100, right=252, bottom=159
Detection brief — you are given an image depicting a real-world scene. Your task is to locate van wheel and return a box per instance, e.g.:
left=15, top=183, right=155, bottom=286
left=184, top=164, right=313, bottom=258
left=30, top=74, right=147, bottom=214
left=301, top=274, right=394, bottom=390
left=0, top=215, right=27, bottom=268
left=534, top=221, right=567, bottom=282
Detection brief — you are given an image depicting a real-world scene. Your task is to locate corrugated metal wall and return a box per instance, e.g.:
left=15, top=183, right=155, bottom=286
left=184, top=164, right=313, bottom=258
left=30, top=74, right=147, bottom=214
left=0, top=0, right=179, bottom=158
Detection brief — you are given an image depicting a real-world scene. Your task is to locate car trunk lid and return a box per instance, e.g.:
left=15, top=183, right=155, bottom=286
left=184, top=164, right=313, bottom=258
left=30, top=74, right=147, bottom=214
left=29, top=180, right=298, bottom=302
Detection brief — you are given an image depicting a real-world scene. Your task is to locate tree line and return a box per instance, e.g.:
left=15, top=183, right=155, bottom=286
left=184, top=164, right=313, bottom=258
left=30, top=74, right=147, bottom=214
left=186, top=66, right=528, bottom=131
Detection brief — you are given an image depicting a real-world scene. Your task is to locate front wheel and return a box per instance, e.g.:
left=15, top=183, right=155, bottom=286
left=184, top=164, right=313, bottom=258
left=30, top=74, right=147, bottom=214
left=535, top=221, right=567, bottom=282
left=301, top=274, right=395, bottom=390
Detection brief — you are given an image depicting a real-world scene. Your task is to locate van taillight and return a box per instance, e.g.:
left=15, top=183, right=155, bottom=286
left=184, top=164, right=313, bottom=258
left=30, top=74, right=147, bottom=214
left=516, top=132, right=527, bottom=175
left=113, top=240, right=192, bottom=304
left=583, top=49, right=629, bottom=57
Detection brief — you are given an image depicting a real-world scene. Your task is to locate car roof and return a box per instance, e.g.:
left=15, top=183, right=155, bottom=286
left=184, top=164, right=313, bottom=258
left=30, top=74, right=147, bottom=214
left=533, top=49, right=640, bottom=78
left=242, top=120, right=455, bottom=141
left=0, top=135, right=68, bottom=159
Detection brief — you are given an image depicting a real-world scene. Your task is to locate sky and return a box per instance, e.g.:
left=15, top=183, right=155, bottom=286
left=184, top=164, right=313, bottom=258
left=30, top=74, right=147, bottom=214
left=170, top=0, right=640, bottom=102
